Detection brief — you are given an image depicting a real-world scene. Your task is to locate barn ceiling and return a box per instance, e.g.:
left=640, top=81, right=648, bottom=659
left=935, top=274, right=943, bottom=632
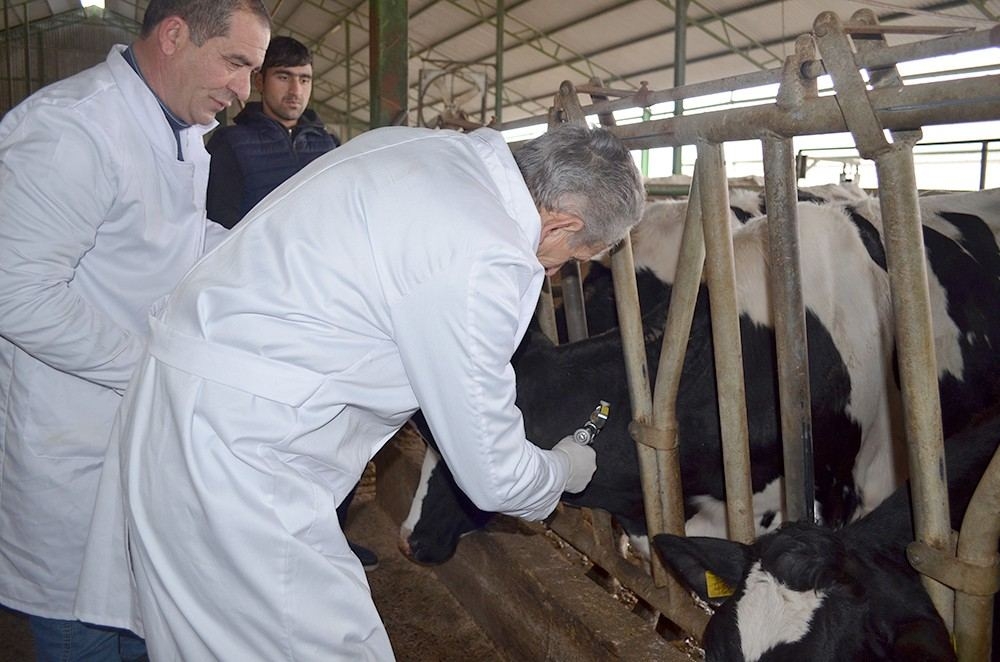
left=1, top=0, right=997, bottom=135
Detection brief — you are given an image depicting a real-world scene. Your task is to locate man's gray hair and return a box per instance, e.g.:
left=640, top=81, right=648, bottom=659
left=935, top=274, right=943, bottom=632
left=514, top=124, right=645, bottom=248
left=141, top=0, right=271, bottom=45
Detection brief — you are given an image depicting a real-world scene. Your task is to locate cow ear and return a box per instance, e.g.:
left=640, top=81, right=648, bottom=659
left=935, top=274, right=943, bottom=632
left=653, top=534, right=752, bottom=605
left=891, top=619, right=956, bottom=661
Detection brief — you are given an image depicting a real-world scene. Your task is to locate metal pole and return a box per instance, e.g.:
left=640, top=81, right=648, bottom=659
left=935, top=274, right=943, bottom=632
left=954, top=448, right=1000, bottom=662
left=22, top=1, right=29, bottom=96
left=369, top=0, right=408, bottom=128
left=762, top=135, right=815, bottom=524
left=494, top=0, right=503, bottom=125
left=560, top=262, right=588, bottom=342
left=877, top=145, right=953, bottom=626
left=643, top=169, right=705, bottom=546
left=4, top=0, right=13, bottom=111
left=814, top=8, right=952, bottom=627
left=697, top=143, right=755, bottom=544
left=980, top=140, right=988, bottom=191
left=672, top=0, right=686, bottom=175
left=345, top=20, right=351, bottom=140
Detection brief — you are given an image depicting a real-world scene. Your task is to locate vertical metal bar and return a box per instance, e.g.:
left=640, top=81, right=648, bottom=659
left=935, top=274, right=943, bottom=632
left=494, top=0, right=503, bottom=125
left=815, top=9, right=952, bottom=626
left=533, top=278, right=559, bottom=344
left=640, top=108, right=651, bottom=176
left=980, top=140, right=988, bottom=191
left=762, top=136, right=815, bottom=524
left=954, top=448, right=1000, bottom=662
left=345, top=20, right=352, bottom=140
left=697, top=143, right=755, bottom=544
left=672, top=0, right=687, bottom=175
left=22, top=1, right=29, bottom=96
left=609, top=238, right=670, bottom=579
left=560, top=262, right=588, bottom=342
left=369, top=0, right=408, bottom=128
left=5, top=0, right=13, bottom=110
left=876, top=145, right=953, bottom=627
left=649, top=168, right=705, bottom=543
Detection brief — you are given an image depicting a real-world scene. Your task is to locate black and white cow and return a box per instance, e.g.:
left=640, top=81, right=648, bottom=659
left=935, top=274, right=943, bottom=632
left=400, top=187, right=1000, bottom=566
left=653, top=412, right=1000, bottom=662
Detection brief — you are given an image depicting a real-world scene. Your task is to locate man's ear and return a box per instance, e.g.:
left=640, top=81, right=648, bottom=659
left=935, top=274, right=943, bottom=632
left=253, top=71, right=266, bottom=94
left=538, top=209, right=584, bottom=242
left=156, top=16, right=190, bottom=57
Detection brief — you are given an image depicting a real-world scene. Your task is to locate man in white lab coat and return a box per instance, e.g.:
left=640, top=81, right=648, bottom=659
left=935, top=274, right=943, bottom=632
left=0, top=1, right=270, bottom=659
left=97, top=123, right=644, bottom=660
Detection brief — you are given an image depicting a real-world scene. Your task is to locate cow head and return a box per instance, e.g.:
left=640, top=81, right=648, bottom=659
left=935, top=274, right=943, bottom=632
left=653, top=524, right=954, bottom=662
left=398, top=445, right=495, bottom=565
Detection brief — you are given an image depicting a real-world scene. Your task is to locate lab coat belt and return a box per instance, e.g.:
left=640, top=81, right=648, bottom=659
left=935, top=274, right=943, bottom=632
left=146, top=315, right=324, bottom=406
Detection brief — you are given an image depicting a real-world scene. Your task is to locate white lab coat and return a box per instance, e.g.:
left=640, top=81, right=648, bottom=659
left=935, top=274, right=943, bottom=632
left=77, top=127, right=574, bottom=660
left=0, top=46, right=221, bottom=620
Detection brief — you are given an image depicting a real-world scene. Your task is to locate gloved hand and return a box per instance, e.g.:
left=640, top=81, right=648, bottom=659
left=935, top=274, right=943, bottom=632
left=551, top=435, right=597, bottom=494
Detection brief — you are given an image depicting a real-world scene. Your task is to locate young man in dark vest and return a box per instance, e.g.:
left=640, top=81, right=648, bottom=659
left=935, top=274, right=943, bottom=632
left=206, top=36, right=378, bottom=571
left=206, top=35, right=341, bottom=229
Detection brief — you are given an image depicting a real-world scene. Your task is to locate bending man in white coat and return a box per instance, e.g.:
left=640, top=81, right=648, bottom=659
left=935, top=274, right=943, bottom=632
left=107, top=123, right=644, bottom=659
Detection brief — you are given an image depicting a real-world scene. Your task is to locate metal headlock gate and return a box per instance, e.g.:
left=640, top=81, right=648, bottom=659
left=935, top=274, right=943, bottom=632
left=513, top=10, right=1000, bottom=658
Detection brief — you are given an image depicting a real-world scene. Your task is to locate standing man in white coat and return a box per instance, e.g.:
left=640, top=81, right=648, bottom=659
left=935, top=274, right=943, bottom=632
left=0, top=1, right=271, bottom=659
left=95, top=123, right=644, bottom=660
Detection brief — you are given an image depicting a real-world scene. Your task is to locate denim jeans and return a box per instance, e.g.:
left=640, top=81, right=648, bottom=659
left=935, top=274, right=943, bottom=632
left=28, top=615, right=147, bottom=662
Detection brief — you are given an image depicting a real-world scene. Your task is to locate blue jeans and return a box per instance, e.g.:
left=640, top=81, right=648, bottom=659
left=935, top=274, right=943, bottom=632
left=28, top=616, right=147, bottom=662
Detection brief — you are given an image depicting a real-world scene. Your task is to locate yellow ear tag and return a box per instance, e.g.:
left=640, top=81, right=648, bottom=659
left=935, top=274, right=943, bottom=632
left=705, top=571, right=734, bottom=599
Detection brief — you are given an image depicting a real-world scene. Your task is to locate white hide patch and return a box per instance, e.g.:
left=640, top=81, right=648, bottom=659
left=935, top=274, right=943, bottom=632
left=737, top=561, right=826, bottom=662
left=685, top=478, right=786, bottom=538
left=400, top=444, right=441, bottom=538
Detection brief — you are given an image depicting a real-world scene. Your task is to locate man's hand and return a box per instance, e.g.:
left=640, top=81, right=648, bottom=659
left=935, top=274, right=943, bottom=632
left=551, top=436, right=597, bottom=494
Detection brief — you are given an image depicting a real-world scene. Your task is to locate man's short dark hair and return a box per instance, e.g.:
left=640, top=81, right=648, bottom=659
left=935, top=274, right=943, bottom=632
left=261, top=36, right=313, bottom=74
left=141, top=0, right=271, bottom=46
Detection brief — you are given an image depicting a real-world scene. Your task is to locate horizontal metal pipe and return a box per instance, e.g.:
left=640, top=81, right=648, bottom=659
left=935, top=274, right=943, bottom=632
left=608, top=74, right=1000, bottom=150
left=498, top=27, right=998, bottom=131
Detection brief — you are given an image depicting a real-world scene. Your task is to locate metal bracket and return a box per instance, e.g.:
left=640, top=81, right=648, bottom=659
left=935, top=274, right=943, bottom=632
left=813, top=10, right=923, bottom=159
left=628, top=419, right=679, bottom=452
left=908, top=538, right=1000, bottom=598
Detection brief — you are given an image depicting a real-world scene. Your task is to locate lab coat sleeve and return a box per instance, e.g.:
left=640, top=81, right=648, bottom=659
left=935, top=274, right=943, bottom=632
left=0, top=105, right=143, bottom=391
left=205, top=133, right=243, bottom=229
left=388, top=250, right=571, bottom=521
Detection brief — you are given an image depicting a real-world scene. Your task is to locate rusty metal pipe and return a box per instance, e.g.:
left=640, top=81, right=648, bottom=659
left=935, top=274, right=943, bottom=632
left=601, top=74, right=1000, bottom=150
left=697, top=143, right=755, bottom=544
left=560, top=261, right=589, bottom=342
left=498, top=27, right=997, bottom=132
left=954, top=447, right=1000, bottom=661
left=762, top=135, right=815, bottom=524
left=647, top=168, right=705, bottom=543
left=875, top=146, right=953, bottom=627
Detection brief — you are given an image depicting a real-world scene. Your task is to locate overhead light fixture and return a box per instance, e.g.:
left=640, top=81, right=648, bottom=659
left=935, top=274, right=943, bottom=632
left=82, top=0, right=105, bottom=7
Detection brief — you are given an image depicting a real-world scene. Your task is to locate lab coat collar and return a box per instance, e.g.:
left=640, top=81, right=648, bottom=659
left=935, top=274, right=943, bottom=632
left=469, top=128, right=541, bottom=252
left=106, top=44, right=217, bottom=162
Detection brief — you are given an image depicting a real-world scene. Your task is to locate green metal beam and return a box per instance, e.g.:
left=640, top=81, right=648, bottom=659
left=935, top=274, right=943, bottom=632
left=369, top=0, right=408, bottom=128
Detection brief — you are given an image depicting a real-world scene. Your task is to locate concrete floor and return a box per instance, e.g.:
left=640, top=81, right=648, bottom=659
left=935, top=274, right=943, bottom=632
left=0, top=486, right=503, bottom=662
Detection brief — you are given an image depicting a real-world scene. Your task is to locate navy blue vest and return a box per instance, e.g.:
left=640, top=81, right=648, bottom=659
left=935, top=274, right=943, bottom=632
left=214, top=103, right=339, bottom=219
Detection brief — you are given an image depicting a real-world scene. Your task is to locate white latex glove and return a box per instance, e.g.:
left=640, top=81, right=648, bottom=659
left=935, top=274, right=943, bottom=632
left=551, top=435, right=597, bottom=494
